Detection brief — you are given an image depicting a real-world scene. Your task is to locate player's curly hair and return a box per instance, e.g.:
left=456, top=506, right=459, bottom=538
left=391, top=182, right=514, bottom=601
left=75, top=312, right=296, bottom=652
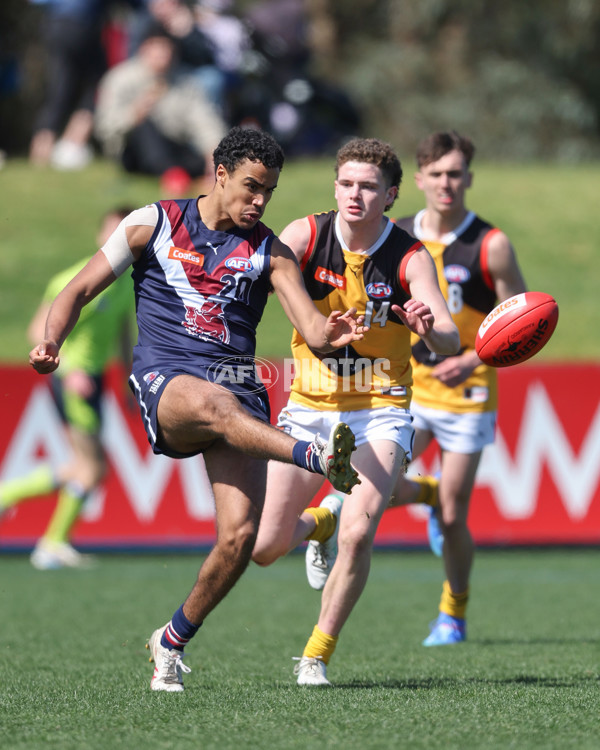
left=213, top=126, right=285, bottom=173
left=416, top=131, right=475, bottom=168
left=335, top=138, right=402, bottom=211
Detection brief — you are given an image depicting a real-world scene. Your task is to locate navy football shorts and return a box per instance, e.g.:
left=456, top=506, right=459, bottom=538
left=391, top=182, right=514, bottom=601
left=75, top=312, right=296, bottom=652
left=129, top=348, right=271, bottom=458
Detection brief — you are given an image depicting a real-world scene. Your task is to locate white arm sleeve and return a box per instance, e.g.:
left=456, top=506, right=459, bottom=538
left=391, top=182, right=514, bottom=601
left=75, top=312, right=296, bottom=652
left=100, top=204, right=159, bottom=276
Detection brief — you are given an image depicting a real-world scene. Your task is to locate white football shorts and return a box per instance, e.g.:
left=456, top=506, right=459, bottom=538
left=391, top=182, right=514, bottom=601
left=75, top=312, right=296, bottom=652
left=277, top=400, right=415, bottom=460
left=410, top=401, right=497, bottom=453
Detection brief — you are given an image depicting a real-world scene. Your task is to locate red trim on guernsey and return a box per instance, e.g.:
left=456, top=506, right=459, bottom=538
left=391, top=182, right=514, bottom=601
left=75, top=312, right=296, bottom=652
left=398, top=242, right=421, bottom=294
left=160, top=201, right=195, bottom=250
left=480, top=228, right=500, bottom=291
left=300, top=215, right=318, bottom=271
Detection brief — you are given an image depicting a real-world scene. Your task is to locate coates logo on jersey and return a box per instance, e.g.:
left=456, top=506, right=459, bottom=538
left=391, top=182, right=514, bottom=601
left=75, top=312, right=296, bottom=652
left=225, top=257, right=253, bottom=273
left=444, top=264, right=470, bottom=283
left=168, top=246, right=204, bottom=267
left=366, top=282, right=393, bottom=299
left=315, top=266, right=346, bottom=290
left=182, top=300, right=230, bottom=344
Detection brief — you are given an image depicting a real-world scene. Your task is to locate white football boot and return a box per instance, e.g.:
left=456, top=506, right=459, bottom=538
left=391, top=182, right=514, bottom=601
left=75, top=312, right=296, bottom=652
left=314, top=422, right=359, bottom=494
left=293, top=656, right=331, bottom=686
left=146, top=624, right=191, bottom=692
left=30, top=540, right=97, bottom=570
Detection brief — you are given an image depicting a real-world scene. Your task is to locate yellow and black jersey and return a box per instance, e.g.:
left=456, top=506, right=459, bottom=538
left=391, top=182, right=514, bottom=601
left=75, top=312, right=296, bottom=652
left=395, top=210, right=499, bottom=414
left=290, top=210, right=422, bottom=411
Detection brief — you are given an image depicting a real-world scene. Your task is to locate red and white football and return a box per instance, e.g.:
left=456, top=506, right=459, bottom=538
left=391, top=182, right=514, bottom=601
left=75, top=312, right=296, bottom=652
left=475, top=292, right=559, bottom=368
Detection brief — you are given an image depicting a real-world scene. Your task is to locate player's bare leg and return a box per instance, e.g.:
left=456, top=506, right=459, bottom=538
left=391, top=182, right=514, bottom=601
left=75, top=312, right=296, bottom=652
left=62, top=426, right=107, bottom=490
left=157, top=375, right=359, bottom=493
left=422, top=449, right=481, bottom=647
left=438, top=450, right=481, bottom=593
left=314, top=440, right=405, bottom=635
left=294, top=440, right=406, bottom=685
left=147, top=444, right=266, bottom=691
left=252, top=461, right=323, bottom=565
left=157, top=375, right=298, bottom=460
left=30, top=426, right=104, bottom=570
left=387, top=429, right=434, bottom=507
left=181, top=445, right=267, bottom=622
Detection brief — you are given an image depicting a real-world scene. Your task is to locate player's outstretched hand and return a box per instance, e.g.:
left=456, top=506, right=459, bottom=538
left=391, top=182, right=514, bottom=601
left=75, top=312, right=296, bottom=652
left=324, top=308, right=368, bottom=350
left=29, top=340, right=60, bottom=374
left=392, top=299, right=435, bottom=338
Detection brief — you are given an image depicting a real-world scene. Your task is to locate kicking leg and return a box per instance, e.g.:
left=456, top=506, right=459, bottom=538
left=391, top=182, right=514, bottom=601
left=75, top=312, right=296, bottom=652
left=157, top=375, right=359, bottom=492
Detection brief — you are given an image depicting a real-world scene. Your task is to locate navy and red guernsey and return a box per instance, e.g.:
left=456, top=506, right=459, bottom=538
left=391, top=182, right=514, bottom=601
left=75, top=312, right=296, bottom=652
left=128, top=198, right=277, bottom=455
left=132, top=199, right=274, bottom=362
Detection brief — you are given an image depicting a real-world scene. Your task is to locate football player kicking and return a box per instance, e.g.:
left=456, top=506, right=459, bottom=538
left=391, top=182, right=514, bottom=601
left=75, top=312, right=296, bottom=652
left=29, top=127, right=365, bottom=692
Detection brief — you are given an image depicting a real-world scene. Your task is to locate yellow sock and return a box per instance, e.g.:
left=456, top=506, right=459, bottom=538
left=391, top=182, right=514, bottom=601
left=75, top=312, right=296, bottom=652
left=0, top=464, right=56, bottom=509
left=43, top=484, right=87, bottom=544
left=304, top=506, right=337, bottom=543
left=412, top=475, right=439, bottom=507
left=439, top=580, right=469, bottom=620
left=302, top=624, right=338, bottom=665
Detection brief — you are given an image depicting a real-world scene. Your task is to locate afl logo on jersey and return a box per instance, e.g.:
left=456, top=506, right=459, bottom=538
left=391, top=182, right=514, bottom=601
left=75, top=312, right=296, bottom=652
left=225, top=257, right=252, bottom=272
left=444, top=264, right=470, bottom=283
left=366, top=282, right=393, bottom=299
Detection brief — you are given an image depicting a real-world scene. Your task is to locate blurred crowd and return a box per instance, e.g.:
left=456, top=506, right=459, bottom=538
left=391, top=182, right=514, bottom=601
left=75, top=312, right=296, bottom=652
left=22, top=0, right=361, bottom=190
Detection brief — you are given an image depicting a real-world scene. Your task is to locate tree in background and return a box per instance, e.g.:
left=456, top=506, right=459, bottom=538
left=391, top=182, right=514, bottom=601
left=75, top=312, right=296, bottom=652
left=304, top=0, right=600, bottom=160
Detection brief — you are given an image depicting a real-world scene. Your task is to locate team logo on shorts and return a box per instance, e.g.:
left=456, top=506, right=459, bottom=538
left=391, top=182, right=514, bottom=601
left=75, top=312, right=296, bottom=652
left=366, top=282, right=393, bottom=299
left=143, top=370, right=165, bottom=394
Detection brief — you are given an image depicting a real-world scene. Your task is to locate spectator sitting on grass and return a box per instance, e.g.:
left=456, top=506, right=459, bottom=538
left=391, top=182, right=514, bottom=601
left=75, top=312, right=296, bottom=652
left=94, top=23, right=226, bottom=194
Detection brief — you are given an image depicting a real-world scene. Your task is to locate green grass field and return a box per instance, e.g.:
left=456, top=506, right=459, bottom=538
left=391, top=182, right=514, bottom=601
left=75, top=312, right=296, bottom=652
left=0, top=157, right=599, bottom=361
left=2, top=549, right=598, bottom=750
